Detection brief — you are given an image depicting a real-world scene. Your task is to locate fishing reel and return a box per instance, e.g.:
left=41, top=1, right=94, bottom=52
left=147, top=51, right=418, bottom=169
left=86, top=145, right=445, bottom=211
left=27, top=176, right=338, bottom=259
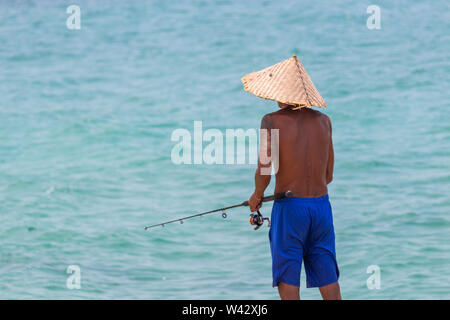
left=249, top=210, right=270, bottom=230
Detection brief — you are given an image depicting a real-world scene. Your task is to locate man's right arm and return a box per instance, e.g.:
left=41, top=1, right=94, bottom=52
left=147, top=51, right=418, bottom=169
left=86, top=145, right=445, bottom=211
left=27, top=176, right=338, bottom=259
left=249, top=114, right=273, bottom=212
left=326, top=116, right=334, bottom=184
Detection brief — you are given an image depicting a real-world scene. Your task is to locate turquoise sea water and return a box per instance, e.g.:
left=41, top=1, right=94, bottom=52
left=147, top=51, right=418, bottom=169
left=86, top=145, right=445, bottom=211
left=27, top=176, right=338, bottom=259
left=0, top=0, right=449, bottom=299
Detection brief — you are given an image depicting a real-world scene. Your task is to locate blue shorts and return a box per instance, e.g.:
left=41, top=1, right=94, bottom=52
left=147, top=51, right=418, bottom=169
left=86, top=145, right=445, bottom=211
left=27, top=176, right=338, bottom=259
left=269, top=194, right=339, bottom=288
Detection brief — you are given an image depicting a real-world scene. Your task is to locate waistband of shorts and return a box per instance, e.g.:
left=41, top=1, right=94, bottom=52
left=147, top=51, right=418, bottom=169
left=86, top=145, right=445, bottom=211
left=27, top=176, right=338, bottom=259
left=275, top=194, right=329, bottom=203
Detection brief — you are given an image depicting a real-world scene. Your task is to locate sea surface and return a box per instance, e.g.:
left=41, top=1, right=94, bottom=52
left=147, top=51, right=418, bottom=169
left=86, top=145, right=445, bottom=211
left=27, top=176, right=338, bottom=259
left=0, top=0, right=449, bottom=299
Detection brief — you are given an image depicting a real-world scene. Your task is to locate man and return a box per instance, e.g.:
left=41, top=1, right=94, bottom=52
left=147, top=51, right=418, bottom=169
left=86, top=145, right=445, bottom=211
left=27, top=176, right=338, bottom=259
left=242, top=56, right=341, bottom=300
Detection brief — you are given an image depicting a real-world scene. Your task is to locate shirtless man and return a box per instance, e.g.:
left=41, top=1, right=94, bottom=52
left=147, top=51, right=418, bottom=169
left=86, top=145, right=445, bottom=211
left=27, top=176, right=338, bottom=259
left=248, top=102, right=341, bottom=300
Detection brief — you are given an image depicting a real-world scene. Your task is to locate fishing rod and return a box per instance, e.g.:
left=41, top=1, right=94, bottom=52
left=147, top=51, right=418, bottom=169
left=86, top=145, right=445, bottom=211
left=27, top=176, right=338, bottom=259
left=144, top=190, right=293, bottom=231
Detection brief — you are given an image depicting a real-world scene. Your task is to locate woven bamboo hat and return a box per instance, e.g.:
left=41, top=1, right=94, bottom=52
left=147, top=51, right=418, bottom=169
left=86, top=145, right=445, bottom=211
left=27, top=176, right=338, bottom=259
left=241, top=55, right=327, bottom=108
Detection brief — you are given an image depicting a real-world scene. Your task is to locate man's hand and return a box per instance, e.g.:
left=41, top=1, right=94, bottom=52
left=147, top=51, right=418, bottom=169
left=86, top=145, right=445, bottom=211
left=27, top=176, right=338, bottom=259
left=248, top=191, right=263, bottom=212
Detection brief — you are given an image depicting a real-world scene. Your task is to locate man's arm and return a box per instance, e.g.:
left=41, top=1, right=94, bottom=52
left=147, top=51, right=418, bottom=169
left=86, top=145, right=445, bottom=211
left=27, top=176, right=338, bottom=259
left=326, top=116, right=334, bottom=184
left=249, top=114, right=272, bottom=211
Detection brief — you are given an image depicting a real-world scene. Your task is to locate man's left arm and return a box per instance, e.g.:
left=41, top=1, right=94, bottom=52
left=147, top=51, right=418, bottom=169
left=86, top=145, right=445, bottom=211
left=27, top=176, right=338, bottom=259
left=248, top=114, right=273, bottom=212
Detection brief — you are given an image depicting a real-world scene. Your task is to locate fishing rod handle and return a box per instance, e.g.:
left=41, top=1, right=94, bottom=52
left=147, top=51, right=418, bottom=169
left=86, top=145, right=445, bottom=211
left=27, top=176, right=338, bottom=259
left=242, top=190, right=293, bottom=206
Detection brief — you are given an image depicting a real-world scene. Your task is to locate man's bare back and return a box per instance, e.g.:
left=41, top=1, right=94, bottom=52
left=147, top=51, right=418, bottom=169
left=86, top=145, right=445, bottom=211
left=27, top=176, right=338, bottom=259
left=266, top=106, right=333, bottom=198
left=249, top=104, right=334, bottom=208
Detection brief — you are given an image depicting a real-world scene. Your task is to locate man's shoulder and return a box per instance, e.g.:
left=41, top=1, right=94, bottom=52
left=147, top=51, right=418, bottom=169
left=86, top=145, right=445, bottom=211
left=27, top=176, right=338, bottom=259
left=260, top=109, right=285, bottom=128
left=310, top=108, right=329, bottom=117
left=262, top=108, right=287, bottom=120
left=264, top=109, right=282, bottom=116
left=311, top=109, right=331, bottom=124
left=260, top=108, right=331, bottom=127
left=268, top=108, right=330, bottom=119
left=320, top=111, right=332, bottom=126
left=260, top=111, right=276, bottom=129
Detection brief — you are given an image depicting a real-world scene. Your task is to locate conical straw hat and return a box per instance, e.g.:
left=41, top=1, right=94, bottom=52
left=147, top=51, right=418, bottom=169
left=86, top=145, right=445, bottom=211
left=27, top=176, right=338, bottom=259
left=241, top=55, right=327, bottom=108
